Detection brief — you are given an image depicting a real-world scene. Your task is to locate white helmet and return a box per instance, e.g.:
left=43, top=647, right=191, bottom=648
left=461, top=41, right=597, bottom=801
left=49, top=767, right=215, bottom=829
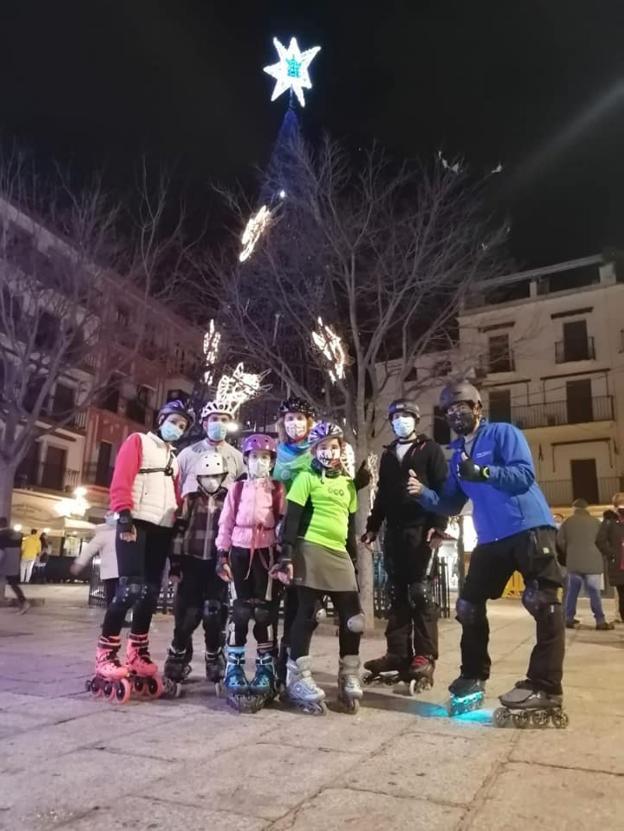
left=194, top=452, right=226, bottom=477
left=200, top=400, right=234, bottom=421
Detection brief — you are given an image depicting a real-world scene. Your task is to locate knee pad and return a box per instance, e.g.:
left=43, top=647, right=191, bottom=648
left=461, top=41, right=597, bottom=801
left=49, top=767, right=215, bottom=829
left=202, top=599, right=222, bottom=626
left=112, top=577, right=149, bottom=606
left=314, top=599, right=327, bottom=623
left=232, top=599, right=253, bottom=629
left=522, top=581, right=561, bottom=619
left=455, top=597, right=486, bottom=626
left=407, top=581, right=429, bottom=611
left=346, top=612, right=365, bottom=633
left=253, top=601, right=273, bottom=626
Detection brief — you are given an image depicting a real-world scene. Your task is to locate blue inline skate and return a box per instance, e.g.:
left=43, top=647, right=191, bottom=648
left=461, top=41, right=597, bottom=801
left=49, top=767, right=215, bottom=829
left=448, top=675, right=486, bottom=716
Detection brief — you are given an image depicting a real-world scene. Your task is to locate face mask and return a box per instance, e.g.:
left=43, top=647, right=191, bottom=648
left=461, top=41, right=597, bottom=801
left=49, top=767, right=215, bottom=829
left=160, top=422, right=184, bottom=443
left=317, top=449, right=342, bottom=469
left=197, top=475, right=222, bottom=495
left=447, top=409, right=478, bottom=437
left=285, top=421, right=308, bottom=441
left=105, top=514, right=117, bottom=527
left=207, top=422, right=229, bottom=442
left=248, top=458, right=272, bottom=479
left=392, top=416, right=416, bottom=439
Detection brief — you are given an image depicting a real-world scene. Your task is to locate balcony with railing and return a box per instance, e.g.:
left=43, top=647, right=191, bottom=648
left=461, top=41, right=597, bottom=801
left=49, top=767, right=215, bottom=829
left=82, top=461, right=114, bottom=488
left=540, top=477, right=623, bottom=507
left=500, top=395, right=613, bottom=430
left=14, top=462, right=80, bottom=494
left=555, top=336, right=595, bottom=363
left=480, top=350, right=515, bottom=375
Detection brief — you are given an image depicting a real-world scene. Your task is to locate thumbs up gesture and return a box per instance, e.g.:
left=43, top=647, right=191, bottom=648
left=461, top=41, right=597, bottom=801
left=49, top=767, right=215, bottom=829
left=457, top=452, right=490, bottom=483
left=406, top=469, right=424, bottom=496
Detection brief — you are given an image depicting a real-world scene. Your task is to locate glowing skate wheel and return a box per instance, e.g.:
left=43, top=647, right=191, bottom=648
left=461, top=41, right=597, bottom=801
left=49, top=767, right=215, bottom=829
left=493, top=707, right=511, bottom=728
left=551, top=711, right=569, bottom=729
left=530, top=710, right=550, bottom=729
left=512, top=711, right=530, bottom=729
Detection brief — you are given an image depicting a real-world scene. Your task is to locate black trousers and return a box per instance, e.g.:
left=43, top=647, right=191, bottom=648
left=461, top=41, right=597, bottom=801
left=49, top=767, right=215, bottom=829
left=460, top=527, right=565, bottom=694
left=102, top=520, right=173, bottom=638
left=172, top=557, right=228, bottom=655
left=616, top=585, right=624, bottom=621
left=6, top=575, right=26, bottom=604
left=290, top=586, right=361, bottom=661
left=383, top=526, right=439, bottom=660
left=228, top=546, right=281, bottom=651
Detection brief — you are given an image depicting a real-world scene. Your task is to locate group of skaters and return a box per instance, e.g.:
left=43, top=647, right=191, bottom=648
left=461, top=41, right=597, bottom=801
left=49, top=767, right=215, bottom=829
left=83, top=378, right=622, bottom=726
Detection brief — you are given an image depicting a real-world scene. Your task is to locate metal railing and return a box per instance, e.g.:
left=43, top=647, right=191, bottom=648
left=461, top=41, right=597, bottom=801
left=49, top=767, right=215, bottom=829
left=506, top=395, right=613, bottom=429
left=555, top=336, right=595, bottom=363
left=372, top=552, right=451, bottom=620
left=14, top=462, right=80, bottom=494
left=540, top=476, right=624, bottom=507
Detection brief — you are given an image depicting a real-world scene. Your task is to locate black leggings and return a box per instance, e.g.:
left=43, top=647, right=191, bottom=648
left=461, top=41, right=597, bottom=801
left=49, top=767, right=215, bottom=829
left=6, top=575, right=26, bottom=604
left=290, top=586, right=362, bottom=661
left=228, top=546, right=280, bottom=651
left=172, top=557, right=228, bottom=655
left=102, top=520, right=173, bottom=638
left=616, top=585, right=624, bottom=621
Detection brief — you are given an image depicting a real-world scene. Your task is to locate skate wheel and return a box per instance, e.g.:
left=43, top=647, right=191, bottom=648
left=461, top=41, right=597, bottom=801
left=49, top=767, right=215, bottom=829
left=512, top=711, right=530, bottom=729
left=551, top=711, right=569, bottom=729
left=162, top=677, right=182, bottom=699
left=493, top=707, right=511, bottom=728
left=145, top=675, right=163, bottom=699
left=362, top=672, right=375, bottom=686
left=85, top=678, right=93, bottom=693
left=213, top=682, right=221, bottom=698
left=530, top=710, right=550, bottom=729
left=341, top=698, right=360, bottom=715
left=307, top=701, right=327, bottom=716
left=112, top=678, right=131, bottom=704
left=103, top=680, right=113, bottom=698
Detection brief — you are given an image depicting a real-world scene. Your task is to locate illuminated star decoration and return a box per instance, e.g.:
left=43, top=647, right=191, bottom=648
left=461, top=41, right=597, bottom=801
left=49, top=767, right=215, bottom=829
left=263, top=36, right=321, bottom=108
left=311, top=317, right=346, bottom=383
left=215, top=363, right=271, bottom=417
left=239, top=205, right=272, bottom=262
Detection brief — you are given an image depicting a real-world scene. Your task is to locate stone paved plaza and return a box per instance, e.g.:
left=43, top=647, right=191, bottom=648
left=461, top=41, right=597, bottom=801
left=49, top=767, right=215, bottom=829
left=0, top=585, right=622, bottom=831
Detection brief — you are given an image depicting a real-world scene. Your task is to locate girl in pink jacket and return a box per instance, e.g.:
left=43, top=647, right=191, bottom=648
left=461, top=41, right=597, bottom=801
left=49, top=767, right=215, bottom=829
left=216, top=434, right=285, bottom=711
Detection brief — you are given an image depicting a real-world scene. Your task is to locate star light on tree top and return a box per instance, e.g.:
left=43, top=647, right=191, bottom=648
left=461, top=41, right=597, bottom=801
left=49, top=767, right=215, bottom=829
left=263, top=36, right=321, bottom=108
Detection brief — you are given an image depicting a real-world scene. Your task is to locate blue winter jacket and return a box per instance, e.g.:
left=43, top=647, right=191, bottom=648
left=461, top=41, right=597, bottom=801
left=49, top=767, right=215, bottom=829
left=416, top=420, right=554, bottom=544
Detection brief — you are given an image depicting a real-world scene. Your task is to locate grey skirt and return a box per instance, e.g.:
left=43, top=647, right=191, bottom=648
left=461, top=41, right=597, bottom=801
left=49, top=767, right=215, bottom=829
left=293, top=539, right=358, bottom=593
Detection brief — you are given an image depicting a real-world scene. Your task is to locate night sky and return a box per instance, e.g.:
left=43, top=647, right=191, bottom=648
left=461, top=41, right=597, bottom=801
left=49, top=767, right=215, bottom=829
left=1, top=0, right=623, bottom=267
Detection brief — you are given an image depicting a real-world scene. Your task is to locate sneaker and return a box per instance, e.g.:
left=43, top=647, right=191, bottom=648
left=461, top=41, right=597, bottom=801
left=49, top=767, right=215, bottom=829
left=565, top=620, right=578, bottom=629
left=596, top=621, right=615, bottom=631
left=17, top=601, right=31, bottom=615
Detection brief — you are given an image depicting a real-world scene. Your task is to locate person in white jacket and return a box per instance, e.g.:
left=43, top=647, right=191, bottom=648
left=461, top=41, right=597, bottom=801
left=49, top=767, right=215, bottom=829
left=70, top=514, right=118, bottom=605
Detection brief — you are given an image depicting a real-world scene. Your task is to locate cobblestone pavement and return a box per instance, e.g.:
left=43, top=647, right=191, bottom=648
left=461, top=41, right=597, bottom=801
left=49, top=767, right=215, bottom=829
left=0, top=585, right=622, bottom=830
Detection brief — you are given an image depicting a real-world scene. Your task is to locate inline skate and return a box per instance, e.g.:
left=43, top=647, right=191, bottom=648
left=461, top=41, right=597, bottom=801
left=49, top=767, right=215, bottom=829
left=86, top=635, right=131, bottom=703
left=205, top=649, right=226, bottom=696
left=248, top=651, right=277, bottom=709
left=337, top=655, right=363, bottom=714
left=125, top=633, right=163, bottom=699
left=448, top=675, right=486, bottom=716
left=283, top=655, right=327, bottom=715
left=223, top=647, right=257, bottom=713
left=162, top=645, right=188, bottom=698
left=494, top=681, right=569, bottom=729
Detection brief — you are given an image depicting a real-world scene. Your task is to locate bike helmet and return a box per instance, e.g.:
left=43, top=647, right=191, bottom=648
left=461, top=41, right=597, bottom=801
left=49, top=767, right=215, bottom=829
left=193, top=452, right=226, bottom=477
left=308, top=421, right=344, bottom=449
left=242, top=433, right=277, bottom=456
left=200, top=400, right=234, bottom=421
left=439, top=381, right=482, bottom=413
left=157, top=399, right=194, bottom=430
left=278, top=396, right=316, bottom=419
left=388, top=398, right=420, bottom=421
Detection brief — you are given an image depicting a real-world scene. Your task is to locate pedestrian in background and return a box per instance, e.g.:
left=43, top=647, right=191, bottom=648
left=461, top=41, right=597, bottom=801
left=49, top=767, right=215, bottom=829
left=70, top=513, right=118, bottom=605
left=556, top=499, right=614, bottom=630
left=596, top=495, right=624, bottom=624
left=20, top=528, right=41, bottom=584
left=0, top=518, right=30, bottom=613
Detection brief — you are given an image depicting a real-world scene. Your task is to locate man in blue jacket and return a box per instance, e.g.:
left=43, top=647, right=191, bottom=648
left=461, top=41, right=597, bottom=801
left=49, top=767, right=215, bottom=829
left=407, top=381, right=565, bottom=715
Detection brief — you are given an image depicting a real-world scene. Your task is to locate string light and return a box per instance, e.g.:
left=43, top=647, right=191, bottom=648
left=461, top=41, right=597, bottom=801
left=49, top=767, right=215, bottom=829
left=203, top=319, right=221, bottom=385
left=311, top=317, right=346, bottom=382
left=239, top=205, right=271, bottom=262
left=263, top=36, right=321, bottom=108
left=214, top=362, right=270, bottom=417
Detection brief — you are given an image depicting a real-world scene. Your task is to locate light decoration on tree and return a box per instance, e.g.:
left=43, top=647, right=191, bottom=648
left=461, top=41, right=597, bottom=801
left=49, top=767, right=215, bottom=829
left=263, top=36, right=321, bottom=108
left=55, top=486, right=90, bottom=518
left=214, top=362, right=270, bottom=418
left=239, top=205, right=272, bottom=262
left=202, top=319, right=221, bottom=385
left=311, top=317, right=346, bottom=383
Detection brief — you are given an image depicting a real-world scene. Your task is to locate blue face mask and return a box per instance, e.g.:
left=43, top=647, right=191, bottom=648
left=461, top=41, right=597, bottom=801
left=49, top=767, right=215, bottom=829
left=160, top=422, right=184, bottom=443
left=207, top=422, right=229, bottom=442
left=392, top=416, right=416, bottom=439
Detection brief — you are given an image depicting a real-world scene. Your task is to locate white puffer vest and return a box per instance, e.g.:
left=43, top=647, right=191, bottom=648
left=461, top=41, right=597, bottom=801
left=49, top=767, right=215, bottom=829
left=131, top=432, right=179, bottom=527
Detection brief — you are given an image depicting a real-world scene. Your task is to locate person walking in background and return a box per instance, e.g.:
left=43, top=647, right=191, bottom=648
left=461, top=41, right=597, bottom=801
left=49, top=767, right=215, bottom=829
left=557, top=499, right=614, bottom=631
left=70, top=513, right=118, bottom=605
left=0, top=518, right=30, bottom=613
left=597, top=495, right=624, bottom=624
left=20, top=529, right=41, bottom=584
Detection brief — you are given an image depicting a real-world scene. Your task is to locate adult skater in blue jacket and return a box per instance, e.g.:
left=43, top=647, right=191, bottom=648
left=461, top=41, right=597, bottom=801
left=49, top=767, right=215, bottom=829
left=407, top=381, right=566, bottom=721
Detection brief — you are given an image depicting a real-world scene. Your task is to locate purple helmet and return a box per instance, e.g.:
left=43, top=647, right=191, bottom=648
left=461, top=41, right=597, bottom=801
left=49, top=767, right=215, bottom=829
left=242, top=433, right=277, bottom=456
left=157, top=399, right=194, bottom=431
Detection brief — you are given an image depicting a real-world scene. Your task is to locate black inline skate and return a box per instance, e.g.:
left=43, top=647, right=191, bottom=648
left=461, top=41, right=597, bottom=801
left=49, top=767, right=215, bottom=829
left=494, top=681, right=569, bottom=729
left=205, top=649, right=225, bottom=696
left=362, top=653, right=408, bottom=687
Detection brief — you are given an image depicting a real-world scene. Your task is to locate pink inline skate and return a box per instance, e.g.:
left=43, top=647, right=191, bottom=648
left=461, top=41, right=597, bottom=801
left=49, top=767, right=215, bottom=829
left=125, top=633, right=163, bottom=699
left=86, top=635, right=131, bottom=703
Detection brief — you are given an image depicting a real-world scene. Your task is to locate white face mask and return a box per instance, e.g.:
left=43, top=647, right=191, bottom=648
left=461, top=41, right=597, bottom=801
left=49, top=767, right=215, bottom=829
left=317, top=448, right=342, bottom=468
left=392, top=416, right=416, bottom=439
left=248, top=457, right=272, bottom=479
left=207, top=421, right=229, bottom=442
left=285, top=420, right=308, bottom=441
left=197, top=475, right=222, bottom=495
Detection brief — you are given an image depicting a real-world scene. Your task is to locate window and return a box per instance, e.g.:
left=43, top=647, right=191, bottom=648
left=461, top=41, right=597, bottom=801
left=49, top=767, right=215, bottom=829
left=41, top=446, right=67, bottom=491
left=566, top=379, right=593, bottom=424
left=100, top=385, right=120, bottom=414
left=488, top=389, right=511, bottom=423
left=35, top=312, right=60, bottom=351
left=570, top=459, right=598, bottom=505
left=433, top=406, right=451, bottom=445
left=488, top=334, right=513, bottom=373
left=51, top=382, right=75, bottom=418
left=115, top=306, right=130, bottom=327
left=433, top=359, right=451, bottom=378
left=136, top=385, right=151, bottom=405
left=95, top=441, right=113, bottom=487
left=558, top=320, right=593, bottom=362
left=24, top=375, right=46, bottom=413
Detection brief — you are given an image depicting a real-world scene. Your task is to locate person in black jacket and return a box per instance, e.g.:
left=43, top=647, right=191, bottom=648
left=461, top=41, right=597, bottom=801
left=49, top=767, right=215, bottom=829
left=361, top=398, right=448, bottom=689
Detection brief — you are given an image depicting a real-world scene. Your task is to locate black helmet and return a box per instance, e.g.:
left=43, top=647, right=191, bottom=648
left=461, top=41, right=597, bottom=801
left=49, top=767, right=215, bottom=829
left=439, top=381, right=482, bottom=413
left=157, top=399, right=195, bottom=431
left=388, top=398, right=420, bottom=421
left=278, top=396, right=316, bottom=419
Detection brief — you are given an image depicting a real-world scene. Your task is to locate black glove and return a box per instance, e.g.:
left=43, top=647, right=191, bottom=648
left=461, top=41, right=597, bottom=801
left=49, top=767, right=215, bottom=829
left=457, top=456, right=490, bottom=483
left=168, top=559, right=182, bottom=580
left=173, top=517, right=188, bottom=537
left=270, top=544, right=293, bottom=577
left=117, top=510, right=135, bottom=533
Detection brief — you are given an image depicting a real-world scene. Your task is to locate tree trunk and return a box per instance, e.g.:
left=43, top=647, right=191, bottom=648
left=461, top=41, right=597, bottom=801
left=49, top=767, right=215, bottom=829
left=355, top=489, right=375, bottom=632
left=0, top=464, right=16, bottom=522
